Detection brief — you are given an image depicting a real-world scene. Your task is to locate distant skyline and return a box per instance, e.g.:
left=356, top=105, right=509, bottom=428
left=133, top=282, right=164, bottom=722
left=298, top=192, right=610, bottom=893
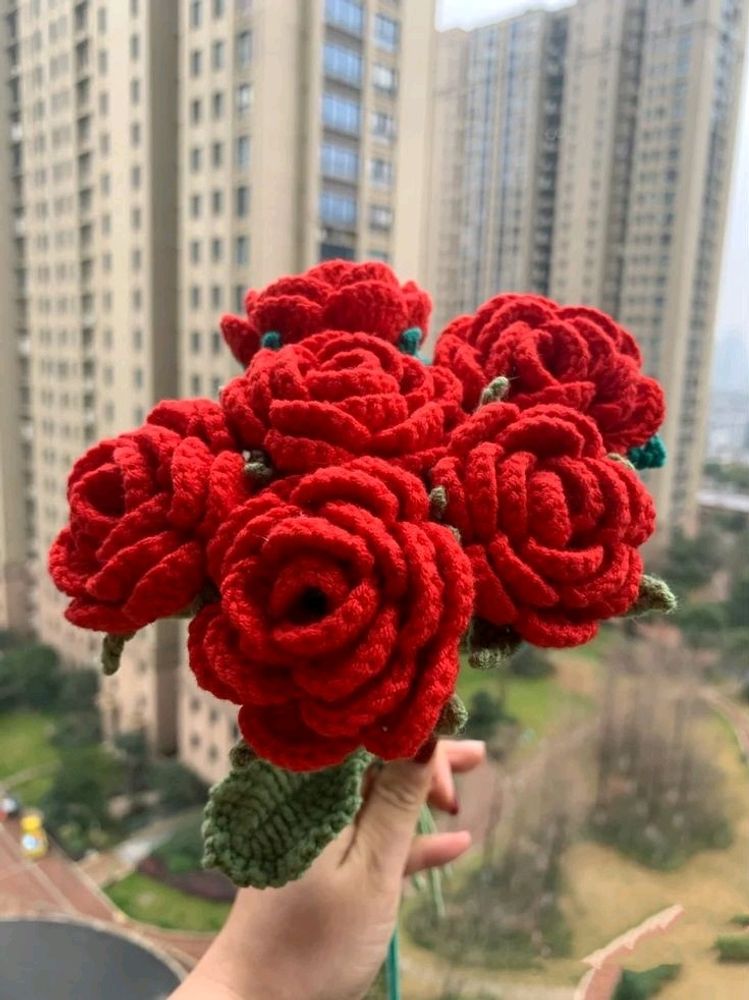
left=438, top=0, right=749, bottom=340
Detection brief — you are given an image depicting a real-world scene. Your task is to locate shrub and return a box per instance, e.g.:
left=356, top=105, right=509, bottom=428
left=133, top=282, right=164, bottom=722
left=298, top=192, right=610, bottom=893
left=0, top=643, right=61, bottom=711
left=154, top=821, right=205, bottom=875
left=613, top=965, right=681, bottom=1000
left=57, top=669, right=99, bottom=713
left=148, top=759, right=207, bottom=812
left=674, top=602, right=726, bottom=650
left=730, top=914, right=749, bottom=927
left=715, top=936, right=749, bottom=962
left=509, top=645, right=554, bottom=679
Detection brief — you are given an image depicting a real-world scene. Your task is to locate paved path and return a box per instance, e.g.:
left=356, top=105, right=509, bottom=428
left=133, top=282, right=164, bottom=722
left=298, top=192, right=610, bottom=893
left=0, top=818, right=211, bottom=968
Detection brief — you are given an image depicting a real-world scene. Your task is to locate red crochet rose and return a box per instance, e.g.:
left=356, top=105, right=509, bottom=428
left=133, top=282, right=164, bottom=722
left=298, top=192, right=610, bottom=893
left=188, top=458, right=474, bottom=771
left=221, top=260, right=432, bottom=367
left=433, top=294, right=664, bottom=453
left=221, top=331, right=463, bottom=475
left=48, top=421, right=250, bottom=633
left=147, top=398, right=237, bottom=453
left=431, top=403, right=655, bottom=648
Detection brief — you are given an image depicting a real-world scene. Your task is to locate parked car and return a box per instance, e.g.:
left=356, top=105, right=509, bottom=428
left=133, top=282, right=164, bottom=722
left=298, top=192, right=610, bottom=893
left=0, top=794, right=21, bottom=821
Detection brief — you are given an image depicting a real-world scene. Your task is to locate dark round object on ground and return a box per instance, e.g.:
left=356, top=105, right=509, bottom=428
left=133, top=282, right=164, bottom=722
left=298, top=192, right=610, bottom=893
left=0, top=917, right=182, bottom=999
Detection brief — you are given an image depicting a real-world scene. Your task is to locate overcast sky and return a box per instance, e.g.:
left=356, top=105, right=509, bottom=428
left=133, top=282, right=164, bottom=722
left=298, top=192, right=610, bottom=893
left=438, top=0, right=749, bottom=340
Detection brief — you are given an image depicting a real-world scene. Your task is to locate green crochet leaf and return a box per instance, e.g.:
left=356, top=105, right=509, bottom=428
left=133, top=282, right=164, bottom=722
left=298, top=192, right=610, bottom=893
left=202, top=743, right=370, bottom=889
left=627, top=574, right=678, bottom=616
left=628, top=434, right=667, bottom=471
left=467, top=618, right=522, bottom=670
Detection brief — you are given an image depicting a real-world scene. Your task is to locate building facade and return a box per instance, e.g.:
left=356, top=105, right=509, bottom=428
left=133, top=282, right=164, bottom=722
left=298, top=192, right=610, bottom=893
left=177, top=0, right=436, bottom=782
left=430, top=0, right=748, bottom=534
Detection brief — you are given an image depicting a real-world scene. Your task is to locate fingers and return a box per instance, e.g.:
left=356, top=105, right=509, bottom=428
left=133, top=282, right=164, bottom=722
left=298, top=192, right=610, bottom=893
left=404, top=832, right=472, bottom=876
left=427, top=739, right=486, bottom=814
left=353, top=742, right=437, bottom=882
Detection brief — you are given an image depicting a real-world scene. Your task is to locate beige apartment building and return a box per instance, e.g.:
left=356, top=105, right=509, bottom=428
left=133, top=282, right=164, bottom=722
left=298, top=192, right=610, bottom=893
left=177, top=0, right=436, bottom=783
left=430, top=0, right=747, bottom=536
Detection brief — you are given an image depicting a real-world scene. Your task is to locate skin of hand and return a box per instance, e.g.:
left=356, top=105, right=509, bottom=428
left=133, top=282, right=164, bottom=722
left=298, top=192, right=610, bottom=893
left=170, top=738, right=485, bottom=1000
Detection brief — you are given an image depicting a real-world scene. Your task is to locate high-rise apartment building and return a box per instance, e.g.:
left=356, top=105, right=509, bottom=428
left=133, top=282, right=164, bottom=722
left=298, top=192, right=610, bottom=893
left=5, top=0, right=180, bottom=750
left=425, top=9, right=568, bottom=336
left=429, top=0, right=747, bottom=534
left=176, top=0, right=437, bottom=782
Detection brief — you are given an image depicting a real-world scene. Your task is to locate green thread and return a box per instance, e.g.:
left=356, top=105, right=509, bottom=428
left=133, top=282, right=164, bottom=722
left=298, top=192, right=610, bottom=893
left=628, top=434, right=667, bottom=471
left=244, top=450, right=273, bottom=485
left=467, top=618, right=522, bottom=671
left=261, top=331, right=282, bottom=350
left=480, top=376, right=510, bottom=406
left=385, top=929, right=402, bottom=1000
left=429, top=485, right=448, bottom=520
left=101, top=632, right=135, bottom=676
left=435, top=694, right=468, bottom=737
left=398, top=327, right=422, bottom=356
left=627, top=574, right=678, bottom=617
left=202, top=743, right=370, bottom=888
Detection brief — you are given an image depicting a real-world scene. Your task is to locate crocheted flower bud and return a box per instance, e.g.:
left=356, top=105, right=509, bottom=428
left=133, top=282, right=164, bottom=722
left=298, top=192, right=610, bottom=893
left=48, top=416, right=250, bottom=634
left=220, top=260, right=432, bottom=367
left=431, top=403, right=656, bottom=648
left=433, top=293, right=665, bottom=454
left=146, top=397, right=237, bottom=453
left=188, top=458, right=474, bottom=771
left=221, top=331, right=463, bottom=476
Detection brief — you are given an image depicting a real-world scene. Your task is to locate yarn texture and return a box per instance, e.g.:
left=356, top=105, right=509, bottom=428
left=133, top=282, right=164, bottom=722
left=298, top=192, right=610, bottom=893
left=188, top=457, right=474, bottom=771
left=202, top=743, right=370, bottom=888
left=432, top=402, right=656, bottom=647
left=434, top=293, right=665, bottom=454
left=221, top=331, right=463, bottom=476
left=48, top=418, right=249, bottom=633
left=221, top=260, right=432, bottom=367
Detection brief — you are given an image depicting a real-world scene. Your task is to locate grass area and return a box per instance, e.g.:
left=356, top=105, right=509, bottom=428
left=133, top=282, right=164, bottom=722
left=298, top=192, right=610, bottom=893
left=10, top=772, right=54, bottom=807
left=106, top=872, right=231, bottom=932
left=0, top=712, right=59, bottom=783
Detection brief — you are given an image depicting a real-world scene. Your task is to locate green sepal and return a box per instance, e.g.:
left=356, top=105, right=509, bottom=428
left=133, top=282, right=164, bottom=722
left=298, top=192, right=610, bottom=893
left=202, top=743, right=371, bottom=889
left=435, top=694, right=468, bottom=737
left=101, top=632, right=135, bottom=675
left=467, top=618, right=522, bottom=671
left=628, top=434, right=667, bottom=471
left=627, top=574, right=677, bottom=616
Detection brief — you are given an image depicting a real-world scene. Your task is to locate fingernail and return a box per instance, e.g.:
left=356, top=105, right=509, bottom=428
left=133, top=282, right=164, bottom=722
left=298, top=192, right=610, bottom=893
left=413, top=736, right=438, bottom=765
left=449, top=795, right=460, bottom=816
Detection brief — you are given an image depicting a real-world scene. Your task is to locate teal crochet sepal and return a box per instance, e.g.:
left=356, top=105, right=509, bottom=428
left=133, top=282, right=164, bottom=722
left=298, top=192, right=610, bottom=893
left=628, top=433, right=667, bottom=471
left=202, top=742, right=370, bottom=888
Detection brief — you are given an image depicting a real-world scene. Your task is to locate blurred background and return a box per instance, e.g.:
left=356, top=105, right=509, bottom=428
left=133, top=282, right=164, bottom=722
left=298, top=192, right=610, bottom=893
left=0, top=1, right=746, bottom=997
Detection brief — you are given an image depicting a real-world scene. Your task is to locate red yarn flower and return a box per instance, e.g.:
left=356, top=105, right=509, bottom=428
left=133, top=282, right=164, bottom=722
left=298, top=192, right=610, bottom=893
left=431, top=403, right=655, bottom=648
left=146, top=398, right=237, bottom=453
left=221, top=331, right=463, bottom=475
left=433, top=294, right=664, bottom=453
left=221, top=260, right=432, bottom=367
left=188, top=458, right=474, bottom=771
left=48, top=420, right=250, bottom=634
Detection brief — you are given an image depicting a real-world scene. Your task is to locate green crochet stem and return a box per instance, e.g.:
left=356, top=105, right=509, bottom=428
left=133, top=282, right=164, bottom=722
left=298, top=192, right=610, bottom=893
left=398, top=327, right=422, bottom=356
left=627, top=574, right=677, bottom=616
left=202, top=743, right=370, bottom=888
left=386, top=929, right=401, bottom=1000
left=628, top=433, right=667, bottom=471
left=101, top=632, right=135, bottom=675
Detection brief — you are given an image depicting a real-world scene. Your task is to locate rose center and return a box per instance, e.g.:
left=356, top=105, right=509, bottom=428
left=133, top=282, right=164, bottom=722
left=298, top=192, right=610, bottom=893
left=290, top=586, right=329, bottom=624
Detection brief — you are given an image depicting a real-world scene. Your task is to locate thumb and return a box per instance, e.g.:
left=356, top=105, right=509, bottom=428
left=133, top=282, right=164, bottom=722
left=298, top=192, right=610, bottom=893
left=353, top=740, right=437, bottom=884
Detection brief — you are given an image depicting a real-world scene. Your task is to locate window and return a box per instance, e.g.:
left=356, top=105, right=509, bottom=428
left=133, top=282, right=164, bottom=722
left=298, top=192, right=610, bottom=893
left=212, top=40, right=224, bottom=70
left=323, top=92, right=360, bottom=134
left=374, top=14, right=399, bottom=51
left=190, top=374, right=202, bottom=395
left=133, top=328, right=143, bottom=350
left=191, top=331, right=201, bottom=353
left=212, top=141, right=223, bottom=167
left=132, top=247, right=142, bottom=270
left=236, top=135, right=250, bottom=168
left=237, top=30, right=252, bottom=68
left=98, top=8, right=107, bottom=32
left=131, top=165, right=141, bottom=189
left=234, top=285, right=244, bottom=311
left=191, top=98, right=202, bottom=123
left=212, top=91, right=224, bottom=119
left=211, top=238, right=223, bottom=262
left=213, top=0, right=225, bottom=15
left=320, top=241, right=355, bottom=261
left=190, top=0, right=201, bottom=27
left=190, top=193, right=202, bottom=218
left=320, top=190, right=357, bottom=227
left=211, top=287, right=222, bottom=309
left=212, top=330, right=222, bottom=354
left=324, top=42, right=362, bottom=85
left=190, top=146, right=202, bottom=172
left=372, top=63, right=397, bottom=93
left=190, top=239, right=201, bottom=263
left=212, top=189, right=223, bottom=214
left=130, top=0, right=139, bottom=14
left=130, top=33, right=139, bottom=60
left=131, top=206, right=141, bottom=229
left=370, top=157, right=393, bottom=186
left=235, top=236, right=249, bottom=264
left=236, top=185, right=250, bottom=216
left=133, top=367, right=143, bottom=389
left=131, top=121, right=141, bottom=145
left=236, top=83, right=252, bottom=114
left=322, top=142, right=359, bottom=180
left=190, top=286, right=201, bottom=308
left=190, top=49, right=202, bottom=76
left=130, top=78, right=140, bottom=104
left=370, top=204, right=393, bottom=230
left=371, top=110, right=395, bottom=141
left=325, top=0, right=363, bottom=35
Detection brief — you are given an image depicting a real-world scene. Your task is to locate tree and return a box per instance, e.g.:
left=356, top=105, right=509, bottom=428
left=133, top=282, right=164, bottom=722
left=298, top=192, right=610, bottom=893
left=464, top=690, right=509, bottom=742
left=0, top=643, right=61, bottom=711
left=115, top=729, right=151, bottom=797
left=509, top=645, right=554, bottom=679
left=726, top=569, right=749, bottom=629
left=663, top=528, right=722, bottom=593
left=148, top=758, right=207, bottom=811
left=57, top=668, right=99, bottom=714
left=674, top=602, right=726, bottom=649
left=41, top=746, right=122, bottom=838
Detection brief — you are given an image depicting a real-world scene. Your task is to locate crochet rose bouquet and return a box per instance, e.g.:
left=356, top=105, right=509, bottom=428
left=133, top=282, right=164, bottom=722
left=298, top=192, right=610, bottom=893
left=49, top=261, right=673, bottom=889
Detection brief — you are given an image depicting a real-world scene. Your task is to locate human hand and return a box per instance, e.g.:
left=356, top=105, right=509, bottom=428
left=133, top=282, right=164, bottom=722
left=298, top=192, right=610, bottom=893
left=170, top=739, right=485, bottom=1000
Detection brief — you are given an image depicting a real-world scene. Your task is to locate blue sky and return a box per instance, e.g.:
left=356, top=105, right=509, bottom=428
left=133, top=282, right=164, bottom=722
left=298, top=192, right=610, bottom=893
left=438, top=0, right=749, bottom=339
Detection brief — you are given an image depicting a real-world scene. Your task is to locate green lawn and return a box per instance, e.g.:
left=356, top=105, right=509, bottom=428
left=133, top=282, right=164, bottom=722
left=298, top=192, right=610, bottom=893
left=0, top=712, right=59, bottom=783
left=106, top=872, right=231, bottom=932
left=10, top=772, right=54, bottom=807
